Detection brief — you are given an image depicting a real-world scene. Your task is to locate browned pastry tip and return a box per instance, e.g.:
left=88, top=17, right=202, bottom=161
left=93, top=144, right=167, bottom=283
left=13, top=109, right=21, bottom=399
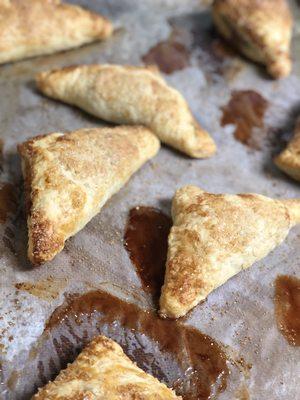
left=274, top=122, right=300, bottom=182
left=280, top=199, right=300, bottom=225
left=268, top=56, right=292, bottom=80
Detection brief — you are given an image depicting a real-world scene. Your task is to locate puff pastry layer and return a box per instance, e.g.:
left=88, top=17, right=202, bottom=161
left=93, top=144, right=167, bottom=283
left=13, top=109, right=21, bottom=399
left=0, top=0, right=112, bottom=64
left=19, top=126, right=159, bottom=265
left=160, top=185, right=300, bottom=318
left=32, top=335, right=181, bottom=399
left=274, top=121, right=300, bottom=182
left=212, top=0, right=293, bottom=79
left=36, top=64, right=216, bottom=158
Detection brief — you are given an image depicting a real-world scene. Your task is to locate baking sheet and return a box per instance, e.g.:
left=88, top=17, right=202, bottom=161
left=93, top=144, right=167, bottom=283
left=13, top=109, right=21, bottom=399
left=0, top=0, right=300, bottom=399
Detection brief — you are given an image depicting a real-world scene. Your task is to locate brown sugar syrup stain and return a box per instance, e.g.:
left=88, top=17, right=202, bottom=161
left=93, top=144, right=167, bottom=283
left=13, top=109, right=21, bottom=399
left=0, top=139, right=3, bottom=172
left=6, top=370, right=20, bottom=392
left=235, top=384, right=250, bottom=400
left=221, top=90, right=269, bottom=149
left=0, top=182, right=18, bottom=224
left=142, top=14, right=237, bottom=77
left=274, top=275, right=300, bottom=346
left=124, top=206, right=172, bottom=303
left=0, top=179, right=20, bottom=256
left=142, top=27, right=191, bottom=74
left=28, top=289, right=230, bottom=400
left=15, top=277, right=68, bottom=302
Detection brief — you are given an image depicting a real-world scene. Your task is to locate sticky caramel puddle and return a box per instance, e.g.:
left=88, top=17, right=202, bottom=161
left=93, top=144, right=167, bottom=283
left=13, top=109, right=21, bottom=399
left=22, top=289, right=230, bottom=400
left=124, top=206, right=171, bottom=304
left=221, top=90, right=269, bottom=149
left=274, top=275, right=300, bottom=346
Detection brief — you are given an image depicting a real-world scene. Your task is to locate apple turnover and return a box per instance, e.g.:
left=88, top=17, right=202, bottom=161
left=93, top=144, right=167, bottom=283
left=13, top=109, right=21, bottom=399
left=36, top=64, right=216, bottom=158
left=0, top=0, right=113, bottom=64
left=274, top=121, right=300, bottom=182
left=18, top=126, right=159, bottom=265
left=160, top=185, right=300, bottom=318
left=32, top=335, right=181, bottom=399
left=212, top=0, right=293, bottom=79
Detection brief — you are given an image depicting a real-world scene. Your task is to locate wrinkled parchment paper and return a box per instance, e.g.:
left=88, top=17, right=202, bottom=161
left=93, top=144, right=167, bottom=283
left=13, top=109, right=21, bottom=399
left=0, top=0, right=300, bottom=399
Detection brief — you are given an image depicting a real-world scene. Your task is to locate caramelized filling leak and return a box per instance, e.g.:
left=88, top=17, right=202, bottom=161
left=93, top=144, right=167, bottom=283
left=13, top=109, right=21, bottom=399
left=221, top=90, right=269, bottom=149
left=274, top=275, right=300, bottom=346
left=42, top=289, right=229, bottom=400
left=142, top=28, right=191, bottom=74
left=142, top=22, right=236, bottom=78
left=124, top=206, right=171, bottom=303
left=15, top=277, right=68, bottom=302
left=0, top=182, right=17, bottom=223
left=0, top=139, right=3, bottom=171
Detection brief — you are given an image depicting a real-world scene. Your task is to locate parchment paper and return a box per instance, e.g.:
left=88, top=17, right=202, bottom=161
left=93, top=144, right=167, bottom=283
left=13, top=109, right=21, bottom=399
left=0, top=0, right=300, bottom=399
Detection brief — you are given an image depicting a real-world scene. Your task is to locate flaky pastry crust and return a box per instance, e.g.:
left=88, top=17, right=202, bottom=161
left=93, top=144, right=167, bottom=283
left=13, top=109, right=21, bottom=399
left=160, top=185, right=300, bottom=318
left=212, top=0, right=293, bottom=78
left=36, top=64, right=216, bottom=158
left=18, top=126, right=160, bottom=265
left=274, top=121, right=300, bottom=182
left=0, top=0, right=113, bottom=64
left=32, top=335, right=181, bottom=400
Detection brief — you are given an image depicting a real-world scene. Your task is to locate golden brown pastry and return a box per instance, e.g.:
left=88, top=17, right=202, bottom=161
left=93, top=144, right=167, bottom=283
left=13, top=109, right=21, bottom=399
left=212, top=0, right=293, bottom=79
left=18, top=126, right=159, bottom=265
left=160, top=185, right=300, bottom=318
left=36, top=64, right=216, bottom=158
left=32, top=335, right=181, bottom=400
left=0, top=0, right=112, bottom=64
left=274, top=121, right=300, bottom=181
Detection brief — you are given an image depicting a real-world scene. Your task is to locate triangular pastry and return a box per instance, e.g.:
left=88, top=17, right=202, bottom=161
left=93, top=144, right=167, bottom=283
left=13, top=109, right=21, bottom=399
left=32, top=335, right=181, bottom=399
left=212, top=0, right=293, bottom=79
left=160, top=185, right=300, bottom=318
left=18, top=126, right=159, bottom=265
left=36, top=64, right=216, bottom=158
left=274, top=121, right=300, bottom=182
left=0, top=0, right=113, bottom=64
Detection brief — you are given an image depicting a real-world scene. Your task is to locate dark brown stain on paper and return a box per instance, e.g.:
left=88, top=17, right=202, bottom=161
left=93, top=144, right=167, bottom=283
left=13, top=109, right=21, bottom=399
left=0, top=182, right=18, bottom=223
left=221, top=90, right=269, bottom=149
left=15, top=277, right=68, bottom=302
left=124, top=206, right=171, bottom=302
left=42, top=289, right=229, bottom=400
left=274, top=275, right=300, bottom=346
left=142, top=27, right=191, bottom=74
